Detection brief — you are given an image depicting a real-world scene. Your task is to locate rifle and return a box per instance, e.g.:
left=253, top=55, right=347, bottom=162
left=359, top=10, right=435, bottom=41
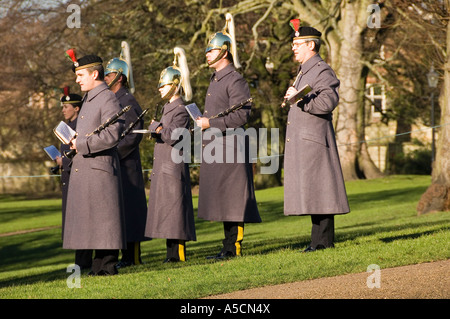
left=64, top=105, right=131, bottom=159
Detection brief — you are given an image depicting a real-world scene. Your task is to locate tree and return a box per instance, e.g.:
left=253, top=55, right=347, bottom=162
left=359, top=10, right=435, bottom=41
left=414, top=0, right=450, bottom=214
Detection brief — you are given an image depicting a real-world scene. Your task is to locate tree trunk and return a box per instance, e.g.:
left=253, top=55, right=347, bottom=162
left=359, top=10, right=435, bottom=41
left=332, top=1, right=367, bottom=180
left=417, top=21, right=450, bottom=215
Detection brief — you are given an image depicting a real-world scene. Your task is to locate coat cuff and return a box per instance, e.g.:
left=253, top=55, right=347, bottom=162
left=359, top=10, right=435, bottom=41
left=76, top=135, right=90, bottom=155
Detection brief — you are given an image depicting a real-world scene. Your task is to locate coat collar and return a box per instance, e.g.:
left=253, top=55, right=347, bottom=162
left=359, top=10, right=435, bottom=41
left=85, top=81, right=109, bottom=102
left=115, top=86, right=129, bottom=100
left=299, top=53, right=323, bottom=76
left=163, top=97, right=183, bottom=115
left=210, top=63, right=236, bottom=82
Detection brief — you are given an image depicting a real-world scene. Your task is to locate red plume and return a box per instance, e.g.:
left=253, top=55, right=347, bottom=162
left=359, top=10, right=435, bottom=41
left=289, top=19, right=301, bottom=32
left=65, top=48, right=78, bottom=65
left=63, top=86, right=70, bottom=96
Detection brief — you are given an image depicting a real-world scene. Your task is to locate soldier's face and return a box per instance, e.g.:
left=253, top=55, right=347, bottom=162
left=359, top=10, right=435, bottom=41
left=292, top=40, right=313, bottom=63
left=62, top=104, right=79, bottom=122
left=104, top=72, right=115, bottom=86
left=206, top=49, right=222, bottom=67
left=158, top=84, right=172, bottom=99
left=75, top=69, right=97, bottom=91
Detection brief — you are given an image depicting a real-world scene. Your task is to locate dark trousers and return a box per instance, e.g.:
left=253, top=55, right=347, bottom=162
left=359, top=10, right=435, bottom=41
left=310, top=214, right=335, bottom=248
left=75, top=249, right=92, bottom=269
left=91, top=249, right=119, bottom=275
left=166, top=239, right=186, bottom=261
left=222, top=222, right=244, bottom=256
left=120, top=242, right=142, bottom=265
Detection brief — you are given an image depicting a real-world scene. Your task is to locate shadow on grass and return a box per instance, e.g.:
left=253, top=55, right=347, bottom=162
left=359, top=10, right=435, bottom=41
left=0, top=181, right=446, bottom=291
left=380, top=228, right=450, bottom=243
left=347, top=185, right=428, bottom=209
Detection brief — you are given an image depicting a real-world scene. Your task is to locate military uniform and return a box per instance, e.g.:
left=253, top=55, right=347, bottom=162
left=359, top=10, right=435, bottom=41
left=58, top=92, right=93, bottom=269
left=283, top=22, right=349, bottom=251
left=115, top=86, right=148, bottom=265
left=198, top=14, right=260, bottom=259
left=63, top=53, right=126, bottom=275
left=60, top=117, right=93, bottom=269
left=145, top=47, right=196, bottom=263
left=198, top=64, right=261, bottom=257
left=144, top=98, right=196, bottom=259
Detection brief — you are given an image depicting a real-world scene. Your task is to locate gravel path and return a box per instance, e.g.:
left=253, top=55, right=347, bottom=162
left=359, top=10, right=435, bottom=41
left=206, top=259, right=449, bottom=299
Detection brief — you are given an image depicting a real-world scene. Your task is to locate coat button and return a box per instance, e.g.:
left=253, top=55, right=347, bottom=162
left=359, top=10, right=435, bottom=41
left=287, top=138, right=290, bottom=142
left=287, top=121, right=290, bottom=125
left=75, top=169, right=78, bottom=172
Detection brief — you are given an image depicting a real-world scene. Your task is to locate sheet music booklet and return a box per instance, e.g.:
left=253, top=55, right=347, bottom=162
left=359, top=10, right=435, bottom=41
left=185, top=103, right=203, bottom=121
left=287, top=84, right=312, bottom=105
left=53, top=121, right=76, bottom=145
left=43, top=145, right=61, bottom=161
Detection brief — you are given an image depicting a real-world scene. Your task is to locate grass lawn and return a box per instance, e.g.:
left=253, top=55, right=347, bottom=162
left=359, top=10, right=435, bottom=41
left=0, top=175, right=449, bottom=299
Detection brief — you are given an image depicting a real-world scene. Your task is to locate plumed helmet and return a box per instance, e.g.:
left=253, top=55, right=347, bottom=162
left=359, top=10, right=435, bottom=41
left=205, top=32, right=232, bottom=54
left=205, top=13, right=241, bottom=68
left=158, top=47, right=192, bottom=101
left=105, top=58, right=129, bottom=79
left=158, top=66, right=181, bottom=89
left=105, top=41, right=135, bottom=93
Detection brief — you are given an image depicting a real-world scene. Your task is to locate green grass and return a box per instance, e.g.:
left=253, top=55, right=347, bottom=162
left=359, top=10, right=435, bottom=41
left=0, top=175, right=449, bottom=299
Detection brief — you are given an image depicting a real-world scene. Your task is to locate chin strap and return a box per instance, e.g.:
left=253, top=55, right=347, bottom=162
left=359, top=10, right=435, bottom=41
left=207, top=45, right=228, bottom=66
left=107, top=71, right=122, bottom=89
left=162, top=82, right=179, bottom=100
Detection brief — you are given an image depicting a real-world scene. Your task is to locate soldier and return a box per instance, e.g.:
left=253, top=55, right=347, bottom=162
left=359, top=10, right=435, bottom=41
left=56, top=87, right=92, bottom=269
left=283, top=19, right=350, bottom=252
left=104, top=42, right=148, bottom=268
left=144, top=47, right=196, bottom=263
left=196, top=14, right=261, bottom=260
left=63, top=49, right=126, bottom=275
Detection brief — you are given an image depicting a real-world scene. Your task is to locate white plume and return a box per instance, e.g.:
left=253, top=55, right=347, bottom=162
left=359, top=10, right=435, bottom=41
left=225, top=13, right=241, bottom=69
left=174, top=47, right=192, bottom=101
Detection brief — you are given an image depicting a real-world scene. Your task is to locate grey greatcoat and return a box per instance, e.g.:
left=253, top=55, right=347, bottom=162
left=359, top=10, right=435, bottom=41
left=144, top=97, right=196, bottom=241
left=284, top=53, right=350, bottom=216
left=115, top=87, right=148, bottom=243
left=63, top=82, right=127, bottom=250
left=198, top=64, right=261, bottom=223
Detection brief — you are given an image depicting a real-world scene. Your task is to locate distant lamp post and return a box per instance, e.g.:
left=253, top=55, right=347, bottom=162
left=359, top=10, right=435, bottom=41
left=427, top=65, right=439, bottom=163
